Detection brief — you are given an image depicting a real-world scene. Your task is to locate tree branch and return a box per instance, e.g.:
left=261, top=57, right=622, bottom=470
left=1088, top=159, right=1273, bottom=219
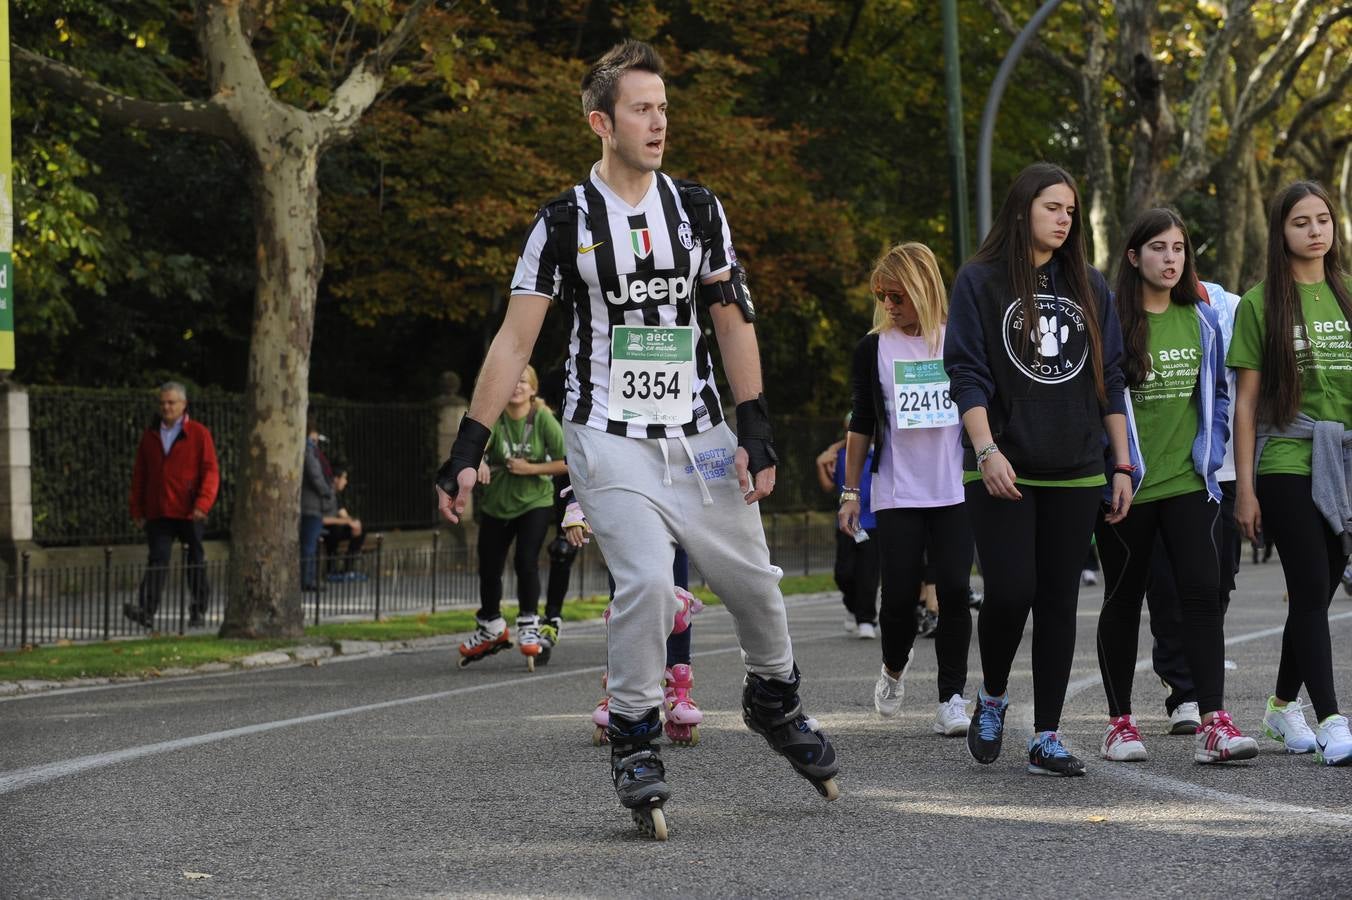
left=321, top=0, right=444, bottom=142
left=977, top=0, right=1083, bottom=83
left=1238, top=2, right=1352, bottom=129
left=1274, top=53, right=1352, bottom=160
left=1161, top=0, right=1255, bottom=199
left=12, top=45, right=239, bottom=143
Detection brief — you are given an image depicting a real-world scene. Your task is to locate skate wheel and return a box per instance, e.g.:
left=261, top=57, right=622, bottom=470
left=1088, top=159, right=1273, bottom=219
left=632, top=806, right=668, bottom=841
left=814, top=777, right=841, bottom=802
left=526, top=656, right=535, bottom=673
left=457, top=656, right=471, bottom=669
left=592, top=726, right=607, bottom=747
left=688, top=726, right=699, bottom=747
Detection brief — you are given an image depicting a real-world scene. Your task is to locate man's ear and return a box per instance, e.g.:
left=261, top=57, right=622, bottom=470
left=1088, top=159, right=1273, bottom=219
left=588, top=109, right=612, bottom=141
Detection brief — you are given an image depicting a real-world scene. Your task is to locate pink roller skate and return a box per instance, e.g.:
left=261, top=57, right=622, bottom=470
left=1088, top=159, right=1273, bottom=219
left=663, top=664, right=703, bottom=746
left=591, top=674, right=610, bottom=746
left=672, top=587, right=703, bottom=634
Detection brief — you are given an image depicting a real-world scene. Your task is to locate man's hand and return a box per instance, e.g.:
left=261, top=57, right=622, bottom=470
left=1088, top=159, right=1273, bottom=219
left=191, top=509, right=208, bottom=523
left=735, top=448, right=775, bottom=505
left=436, top=415, right=492, bottom=525
left=132, top=517, right=145, bottom=530
left=436, top=468, right=480, bottom=525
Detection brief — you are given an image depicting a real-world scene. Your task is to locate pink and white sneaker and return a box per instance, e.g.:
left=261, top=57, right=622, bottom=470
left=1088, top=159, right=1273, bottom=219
left=1100, top=714, right=1148, bottom=761
left=1194, top=710, right=1258, bottom=763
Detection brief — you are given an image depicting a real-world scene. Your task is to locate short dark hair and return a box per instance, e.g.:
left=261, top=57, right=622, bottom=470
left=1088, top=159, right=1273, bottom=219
left=581, top=40, right=665, bottom=122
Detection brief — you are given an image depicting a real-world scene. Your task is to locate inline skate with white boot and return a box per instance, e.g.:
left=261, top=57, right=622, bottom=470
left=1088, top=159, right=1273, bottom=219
left=457, top=616, right=511, bottom=668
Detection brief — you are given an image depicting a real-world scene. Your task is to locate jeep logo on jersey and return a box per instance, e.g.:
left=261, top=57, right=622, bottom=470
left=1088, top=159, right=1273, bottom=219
left=603, top=269, right=696, bottom=309
left=630, top=227, right=653, bottom=259
left=1001, top=294, right=1089, bottom=384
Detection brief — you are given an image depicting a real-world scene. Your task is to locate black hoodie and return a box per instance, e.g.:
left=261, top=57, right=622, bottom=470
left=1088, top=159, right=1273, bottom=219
left=942, top=255, right=1127, bottom=481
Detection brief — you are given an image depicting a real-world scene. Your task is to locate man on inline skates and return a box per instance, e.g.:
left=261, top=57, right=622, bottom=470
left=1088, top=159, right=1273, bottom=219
left=435, top=40, right=839, bottom=840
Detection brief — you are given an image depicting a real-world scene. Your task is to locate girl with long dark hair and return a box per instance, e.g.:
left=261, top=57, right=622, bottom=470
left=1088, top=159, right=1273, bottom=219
left=1230, top=181, right=1352, bottom=766
left=840, top=242, right=974, bottom=738
left=1095, top=209, right=1256, bottom=765
left=944, top=162, right=1131, bottom=777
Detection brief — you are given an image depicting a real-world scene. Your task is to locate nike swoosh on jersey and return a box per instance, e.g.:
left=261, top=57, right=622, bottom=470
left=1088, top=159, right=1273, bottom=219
left=578, top=241, right=606, bottom=254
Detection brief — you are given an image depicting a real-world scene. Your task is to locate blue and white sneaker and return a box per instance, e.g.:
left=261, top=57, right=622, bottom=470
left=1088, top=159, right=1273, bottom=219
left=966, top=686, right=1009, bottom=764
left=1315, top=714, right=1352, bottom=766
left=1028, top=731, right=1086, bottom=777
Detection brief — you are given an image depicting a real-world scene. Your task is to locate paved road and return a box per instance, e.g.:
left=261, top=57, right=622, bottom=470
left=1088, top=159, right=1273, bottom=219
left=3, top=556, right=1351, bottom=898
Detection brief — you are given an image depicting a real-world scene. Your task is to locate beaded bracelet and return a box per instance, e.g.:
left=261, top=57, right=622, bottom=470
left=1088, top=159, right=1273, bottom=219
left=839, top=488, right=862, bottom=505
left=975, top=442, right=999, bottom=469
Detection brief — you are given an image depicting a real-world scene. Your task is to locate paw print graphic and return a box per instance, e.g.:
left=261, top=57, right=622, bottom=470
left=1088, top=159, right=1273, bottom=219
left=1037, top=315, right=1069, bottom=357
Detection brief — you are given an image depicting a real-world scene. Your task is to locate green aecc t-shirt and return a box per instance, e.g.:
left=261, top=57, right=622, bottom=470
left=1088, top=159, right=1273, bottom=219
left=479, top=407, right=565, bottom=520
left=1132, top=302, right=1206, bottom=504
left=1226, top=281, right=1352, bottom=476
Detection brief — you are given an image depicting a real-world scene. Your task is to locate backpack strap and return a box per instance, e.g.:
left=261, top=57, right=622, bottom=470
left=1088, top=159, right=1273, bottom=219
left=542, top=188, right=586, bottom=305
left=671, top=178, right=720, bottom=248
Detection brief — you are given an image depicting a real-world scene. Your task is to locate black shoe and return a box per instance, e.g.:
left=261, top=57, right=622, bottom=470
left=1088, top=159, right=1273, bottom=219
left=123, top=602, right=153, bottom=629
left=1027, top=731, right=1087, bottom=776
left=967, top=689, right=1009, bottom=764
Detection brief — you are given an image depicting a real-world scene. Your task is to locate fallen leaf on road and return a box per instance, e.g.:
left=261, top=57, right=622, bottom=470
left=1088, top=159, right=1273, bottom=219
left=1087, top=815, right=1107, bottom=823
left=183, top=872, right=213, bottom=880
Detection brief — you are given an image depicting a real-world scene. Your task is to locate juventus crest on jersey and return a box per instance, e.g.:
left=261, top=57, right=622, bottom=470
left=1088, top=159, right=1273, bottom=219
left=510, top=165, right=737, bottom=439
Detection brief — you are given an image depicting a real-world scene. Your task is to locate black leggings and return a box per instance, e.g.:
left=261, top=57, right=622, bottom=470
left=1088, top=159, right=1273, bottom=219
left=1096, top=490, right=1225, bottom=716
left=1145, top=480, right=1239, bottom=712
left=477, top=506, right=554, bottom=620
left=875, top=505, right=973, bottom=700
left=967, top=482, right=1101, bottom=733
left=834, top=529, right=880, bottom=625
left=1258, top=474, right=1349, bottom=721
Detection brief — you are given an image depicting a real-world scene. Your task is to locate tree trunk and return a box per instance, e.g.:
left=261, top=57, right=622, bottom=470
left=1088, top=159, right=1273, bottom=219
left=1213, top=134, right=1255, bottom=291
left=221, top=135, right=323, bottom=638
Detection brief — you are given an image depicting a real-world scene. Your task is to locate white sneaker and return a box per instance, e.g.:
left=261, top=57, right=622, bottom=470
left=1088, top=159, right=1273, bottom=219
left=873, top=650, right=914, bottom=717
left=1101, top=715, right=1148, bottom=761
left=933, top=694, right=971, bottom=735
left=1315, top=714, right=1352, bottom=766
left=857, top=622, right=877, bottom=640
left=843, top=616, right=858, bottom=636
left=1081, top=568, right=1099, bottom=586
left=1168, top=701, right=1201, bottom=735
left=1262, top=695, right=1317, bottom=753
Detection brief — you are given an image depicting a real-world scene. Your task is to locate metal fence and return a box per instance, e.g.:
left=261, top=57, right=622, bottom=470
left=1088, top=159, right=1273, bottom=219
left=0, top=516, right=839, bottom=648
left=28, top=386, right=441, bottom=545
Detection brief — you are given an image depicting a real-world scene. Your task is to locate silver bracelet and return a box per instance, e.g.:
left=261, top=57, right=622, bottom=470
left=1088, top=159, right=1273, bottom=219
left=975, top=442, right=999, bottom=468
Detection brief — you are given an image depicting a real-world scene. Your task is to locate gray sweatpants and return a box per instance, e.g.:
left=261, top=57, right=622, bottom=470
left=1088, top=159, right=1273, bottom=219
left=564, top=421, right=795, bottom=718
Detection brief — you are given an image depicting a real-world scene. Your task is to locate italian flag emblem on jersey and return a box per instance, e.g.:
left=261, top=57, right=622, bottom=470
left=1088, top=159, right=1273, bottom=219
left=630, top=227, right=653, bottom=259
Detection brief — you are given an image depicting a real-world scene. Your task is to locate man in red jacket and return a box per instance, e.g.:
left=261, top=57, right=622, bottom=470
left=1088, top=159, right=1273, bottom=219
left=124, top=382, right=221, bottom=629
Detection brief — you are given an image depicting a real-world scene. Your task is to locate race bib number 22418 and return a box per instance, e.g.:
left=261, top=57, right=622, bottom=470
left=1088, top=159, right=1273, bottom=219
left=893, top=359, right=958, bottom=430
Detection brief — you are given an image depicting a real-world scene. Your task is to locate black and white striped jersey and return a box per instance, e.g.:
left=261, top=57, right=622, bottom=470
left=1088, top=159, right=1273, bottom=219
left=509, top=165, right=736, bottom=439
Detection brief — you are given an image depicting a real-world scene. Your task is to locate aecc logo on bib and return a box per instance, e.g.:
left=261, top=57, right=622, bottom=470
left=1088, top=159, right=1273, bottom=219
left=1001, top=294, right=1090, bottom=384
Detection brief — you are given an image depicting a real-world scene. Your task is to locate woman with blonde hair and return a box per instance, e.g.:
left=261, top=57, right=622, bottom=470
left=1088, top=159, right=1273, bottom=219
left=840, top=242, right=975, bottom=737
left=457, top=364, right=568, bottom=670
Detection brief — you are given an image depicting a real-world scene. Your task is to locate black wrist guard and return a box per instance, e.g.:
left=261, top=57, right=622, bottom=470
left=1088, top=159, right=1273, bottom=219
left=735, top=394, right=778, bottom=476
left=698, top=266, right=756, bottom=322
left=435, top=414, right=491, bottom=499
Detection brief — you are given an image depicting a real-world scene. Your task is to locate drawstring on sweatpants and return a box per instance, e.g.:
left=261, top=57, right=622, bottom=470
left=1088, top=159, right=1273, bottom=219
left=658, top=436, right=714, bottom=506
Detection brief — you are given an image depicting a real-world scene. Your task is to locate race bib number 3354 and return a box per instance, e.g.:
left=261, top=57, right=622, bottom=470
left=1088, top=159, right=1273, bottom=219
left=609, top=326, right=696, bottom=426
left=893, top=359, right=958, bottom=430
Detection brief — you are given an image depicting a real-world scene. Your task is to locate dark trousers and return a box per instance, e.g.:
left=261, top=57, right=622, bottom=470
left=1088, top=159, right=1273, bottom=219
left=322, top=524, right=367, bottom=572
left=607, top=547, right=693, bottom=667
left=545, top=530, right=578, bottom=620
left=1146, top=481, right=1239, bottom=712
left=1096, top=490, right=1225, bottom=716
left=834, top=528, right=880, bottom=625
left=967, top=482, right=1101, bottom=733
left=300, top=514, right=325, bottom=588
left=1258, top=474, right=1349, bottom=721
left=137, top=517, right=208, bottom=617
left=875, top=504, right=973, bottom=701
left=477, top=506, right=554, bottom=620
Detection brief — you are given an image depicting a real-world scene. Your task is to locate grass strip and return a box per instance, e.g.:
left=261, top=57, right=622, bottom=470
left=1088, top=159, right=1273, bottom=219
left=0, top=571, right=838, bottom=682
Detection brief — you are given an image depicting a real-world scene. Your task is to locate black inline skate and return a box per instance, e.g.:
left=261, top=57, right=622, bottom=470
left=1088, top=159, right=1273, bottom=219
left=608, top=708, right=670, bottom=840
left=742, top=668, right=840, bottom=801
